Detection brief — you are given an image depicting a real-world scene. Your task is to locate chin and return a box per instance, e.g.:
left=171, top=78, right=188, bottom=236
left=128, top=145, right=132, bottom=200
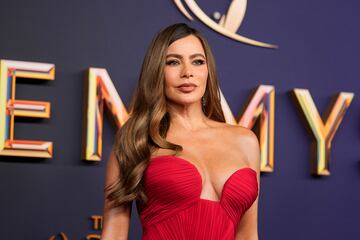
left=176, top=97, right=201, bottom=105
left=167, top=92, right=202, bottom=105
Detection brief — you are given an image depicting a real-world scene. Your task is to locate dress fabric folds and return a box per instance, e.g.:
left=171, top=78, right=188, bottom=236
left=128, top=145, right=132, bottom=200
left=138, top=155, right=258, bottom=240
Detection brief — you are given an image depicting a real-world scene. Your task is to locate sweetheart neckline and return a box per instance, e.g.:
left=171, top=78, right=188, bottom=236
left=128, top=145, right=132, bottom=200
left=149, top=155, right=257, bottom=203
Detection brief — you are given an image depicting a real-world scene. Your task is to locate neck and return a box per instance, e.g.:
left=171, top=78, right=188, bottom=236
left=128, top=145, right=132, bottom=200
left=166, top=100, right=210, bottom=132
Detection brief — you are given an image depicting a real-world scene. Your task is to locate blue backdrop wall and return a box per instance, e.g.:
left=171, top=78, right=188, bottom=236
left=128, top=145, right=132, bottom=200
left=0, top=0, right=359, bottom=239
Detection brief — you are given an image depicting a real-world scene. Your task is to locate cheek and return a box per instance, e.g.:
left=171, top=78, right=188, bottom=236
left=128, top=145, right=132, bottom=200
left=196, top=66, right=208, bottom=87
left=163, top=69, right=177, bottom=99
left=164, top=68, right=178, bottom=87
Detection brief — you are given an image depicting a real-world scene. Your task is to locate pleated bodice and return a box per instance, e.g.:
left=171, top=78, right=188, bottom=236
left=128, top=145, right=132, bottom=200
left=138, top=155, right=258, bottom=240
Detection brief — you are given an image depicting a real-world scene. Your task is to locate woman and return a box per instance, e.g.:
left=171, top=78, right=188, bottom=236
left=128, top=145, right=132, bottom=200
left=101, top=23, right=260, bottom=240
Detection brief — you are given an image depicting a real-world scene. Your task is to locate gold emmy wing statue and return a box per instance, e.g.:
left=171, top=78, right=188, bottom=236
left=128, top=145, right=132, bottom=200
left=174, top=0, right=277, bottom=48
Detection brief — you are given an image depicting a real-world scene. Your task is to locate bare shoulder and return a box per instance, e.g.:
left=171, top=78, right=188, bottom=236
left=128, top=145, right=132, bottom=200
left=219, top=123, right=260, bottom=170
left=215, top=122, right=258, bottom=145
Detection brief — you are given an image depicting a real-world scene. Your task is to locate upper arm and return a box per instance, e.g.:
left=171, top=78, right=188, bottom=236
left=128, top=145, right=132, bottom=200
left=101, top=145, right=132, bottom=240
left=234, top=127, right=261, bottom=240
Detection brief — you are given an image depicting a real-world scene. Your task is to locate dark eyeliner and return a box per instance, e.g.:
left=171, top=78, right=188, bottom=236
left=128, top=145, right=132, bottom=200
left=193, top=59, right=205, bottom=65
left=165, top=59, right=179, bottom=65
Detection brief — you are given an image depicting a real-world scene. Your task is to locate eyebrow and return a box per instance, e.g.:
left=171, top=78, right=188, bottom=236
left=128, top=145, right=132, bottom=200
left=166, top=53, right=206, bottom=59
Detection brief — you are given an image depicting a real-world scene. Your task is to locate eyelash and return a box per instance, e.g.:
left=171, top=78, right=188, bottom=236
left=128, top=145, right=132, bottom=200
left=193, top=59, right=205, bottom=65
left=165, top=59, right=206, bottom=66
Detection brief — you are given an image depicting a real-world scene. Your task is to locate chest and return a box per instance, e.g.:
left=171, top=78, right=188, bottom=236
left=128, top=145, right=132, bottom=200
left=143, top=155, right=257, bottom=204
left=151, top=127, right=252, bottom=201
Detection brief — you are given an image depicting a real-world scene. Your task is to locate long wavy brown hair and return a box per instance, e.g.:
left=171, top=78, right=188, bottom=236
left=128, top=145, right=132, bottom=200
left=106, top=23, right=225, bottom=209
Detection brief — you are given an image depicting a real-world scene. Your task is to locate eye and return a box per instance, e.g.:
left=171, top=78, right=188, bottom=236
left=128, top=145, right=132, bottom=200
left=193, top=59, right=206, bottom=65
left=165, top=59, right=180, bottom=66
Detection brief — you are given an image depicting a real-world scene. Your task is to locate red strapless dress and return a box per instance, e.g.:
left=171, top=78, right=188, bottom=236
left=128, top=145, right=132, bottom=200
left=138, top=155, right=258, bottom=240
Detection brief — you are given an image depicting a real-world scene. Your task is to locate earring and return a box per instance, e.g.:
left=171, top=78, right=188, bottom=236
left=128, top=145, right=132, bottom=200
left=201, top=96, right=207, bottom=107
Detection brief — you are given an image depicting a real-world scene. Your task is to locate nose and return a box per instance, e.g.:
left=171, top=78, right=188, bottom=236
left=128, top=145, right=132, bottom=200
left=181, top=62, right=193, bottom=78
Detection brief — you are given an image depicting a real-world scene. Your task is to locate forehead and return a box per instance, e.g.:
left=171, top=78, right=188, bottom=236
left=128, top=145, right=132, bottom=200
left=166, top=35, right=205, bottom=55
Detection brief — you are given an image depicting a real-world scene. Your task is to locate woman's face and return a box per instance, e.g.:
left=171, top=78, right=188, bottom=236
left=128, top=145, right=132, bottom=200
left=164, top=35, right=208, bottom=107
